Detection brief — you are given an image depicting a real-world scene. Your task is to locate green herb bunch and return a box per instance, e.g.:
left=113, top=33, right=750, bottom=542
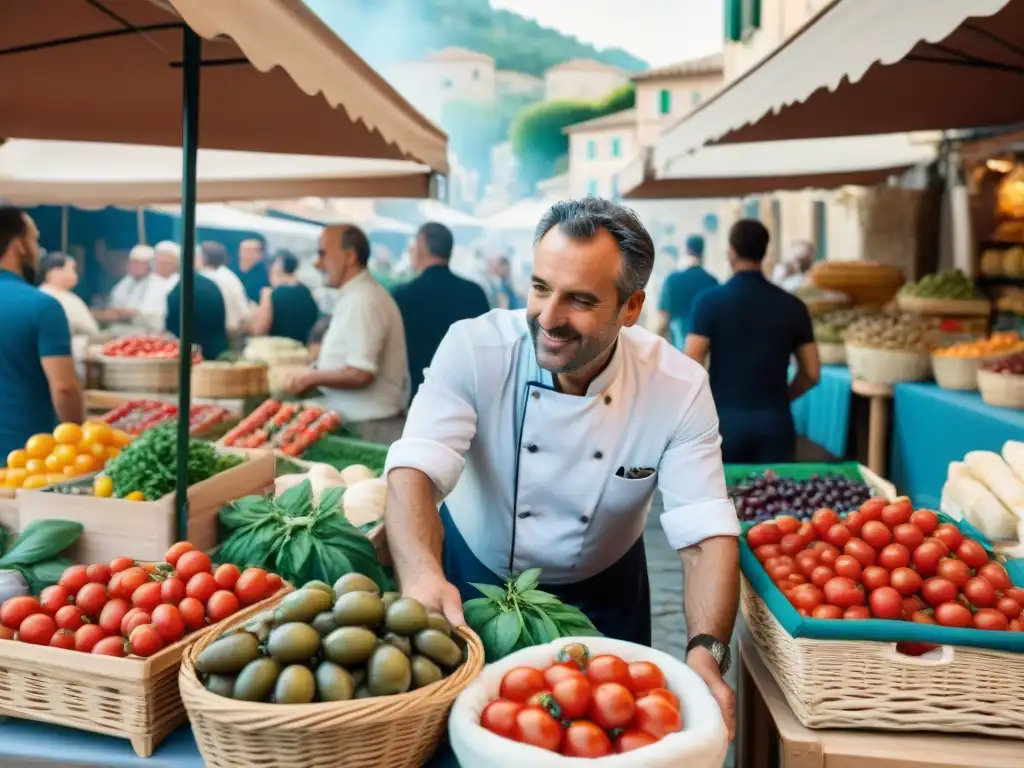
left=0, top=519, right=83, bottom=593
left=217, top=479, right=389, bottom=591
left=463, top=568, right=601, bottom=662
left=105, top=423, right=221, bottom=500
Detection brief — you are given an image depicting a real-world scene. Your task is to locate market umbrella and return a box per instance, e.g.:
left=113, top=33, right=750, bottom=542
left=0, top=0, right=448, bottom=535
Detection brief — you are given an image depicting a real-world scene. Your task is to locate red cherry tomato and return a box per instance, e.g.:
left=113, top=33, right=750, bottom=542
left=500, top=667, right=548, bottom=704
left=49, top=628, right=75, bottom=650
left=881, top=499, right=913, bottom=527
left=794, top=550, right=821, bottom=578
left=843, top=606, right=871, bottom=619
left=789, top=583, right=825, bottom=613
left=810, top=565, right=834, bottom=588
left=933, top=523, right=964, bottom=552
left=920, top=577, right=958, bottom=607
left=178, top=597, right=207, bottom=631
left=910, top=610, right=935, bottom=624
left=75, top=583, right=108, bottom=618
left=964, top=576, right=998, bottom=608
left=121, top=608, right=152, bottom=637
left=131, top=581, right=163, bottom=613
left=779, top=533, right=807, bottom=557
left=934, top=602, right=972, bottom=628
left=175, top=550, right=212, bottom=582
left=614, top=730, right=659, bottom=753
left=185, top=572, right=218, bottom=603
left=587, top=654, right=631, bottom=687
left=861, top=566, right=890, bottom=592
left=234, top=568, right=271, bottom=606
left=54, top=604, right=86, bottom=631
left=868, top=586, right=903, bottom=619
left=955, top=539, right=989, bottom=569
left=912, top=539, right=947, bottom=576
left=480, top=699, right=523, bottom=739
left=85, top=563, right=112, bottom=585
left=843, top=538, right=877, bottom=568
left=878, top=543, right=911, bottom=571
left=58, top=565, right=89, bottom=595
left=910, top=509, right=939, bottom=535
left=551, top=674, right=591, bottom=719
left=860, top=521, right=892, bottom=551
left=164, top=541, right=195, bottom=567
left=213, top=564, right=241, bottom=590
left=638, top=687, right=680, bottom=711
left=92, top=635, right=127, bottom=657
left=825, top=524, right=852, bottom=549
left=38, top=585, right=70, bottom=615
left=151, top=604, right=186, bottom=643
left=18, top=613, right=57, bottom=645
left=936, top=558, right=971, bottom=587
left=978, top=562, right=1013, bottom=591
left=626, top=660, right=666, bottom=693
left=818, top=545, right=840, bottom=568
left=775, top=515, right=801, bottom=535
left=812, top=508, right=840, bottom=539
left=754, top=544, right=782, bottom=562
left=833, top=555, right=862, bottom=581
left=588, top=682, right=636, bottom=730
left=632, top=692, right=681, bottom=739
left=843, top=510, right=865, bottom=537
left=973, top=608, right=1009, bottom=631
left=206, top=590, right=240, bottom=623
left=543, top=662, right=584, bottom=689
left=996, top=596, right=1022, bottom=620
left=811, top=604, right=844, bottom=619
left=561, top=721, right=613, bottom=758
left=128, top=624, right=165, bottom=657
left=98, top=598, right=132, bottom=636
left=823, top=577, right=864, bottom=609
left=747, top=522, right=782, bottom=549
left=859, top=499, right=886, bottom=521
left=891, top=523, right=924, bottom=552
left=514, top=706, right=562, bottom=752
left=74, top=623, right=107, bottom=652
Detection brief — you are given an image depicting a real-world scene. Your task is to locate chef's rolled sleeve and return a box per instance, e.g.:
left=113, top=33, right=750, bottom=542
left=657, top=372, right=740, bottom=550
left=384, top=321, right=478, bottom=499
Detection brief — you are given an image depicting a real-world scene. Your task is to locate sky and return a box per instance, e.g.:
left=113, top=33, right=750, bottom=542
left=489, top=0, right=723, bottom=68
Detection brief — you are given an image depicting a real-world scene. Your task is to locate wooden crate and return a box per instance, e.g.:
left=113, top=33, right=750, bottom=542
left=0, top=587, right=290, bottom=757
left=17, top=450, right=275, bottom=564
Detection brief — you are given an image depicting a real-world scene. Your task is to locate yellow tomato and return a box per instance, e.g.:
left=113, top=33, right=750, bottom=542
left=46, top=473, right=66, bottom=485
left=82, top=423, right=113, bottom=446
left=25, top=434, right=56, bottom=460
left=53, top=444, right=78, bottom=467
left=5, top=468, right=27, bottom=488
left=89, top=443, right=108, bottom=461
left=6, top=449, right=28, bottom=469
left=22, top=474, right=49, bottom=491
left=0, top=469, right=6, bottom=484
left=73, top=454, right=97, bottom=474
left=24, top=458, right=46, bottom=476
left=125, top=490, right=146, bottom=502
left=44, top=453, right=65, bottom=472
left=112, top=429, right=133, bottom=448
left=53, top=423, right=83, bottom=446
left=106, top=447, right=121, bottom=460
left=93, top=475, right=114, bottom=498
left=62, top=465, right=79, bottom=477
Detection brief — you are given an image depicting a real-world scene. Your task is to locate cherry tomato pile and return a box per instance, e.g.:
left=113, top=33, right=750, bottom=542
left=221, top=400, right=340, bottom=456
left=100, top=400, right=229, bottom=437
left=748, top=497, right=1024, bottom=632
left=0, top=541, right=283, bottom=657
left=101, top=335, right=203, bottom=363
left=479, top=643, right=682, bottom=758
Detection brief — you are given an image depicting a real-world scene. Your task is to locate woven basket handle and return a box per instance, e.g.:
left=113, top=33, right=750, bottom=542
left=878, top=643, right=955, bottom=667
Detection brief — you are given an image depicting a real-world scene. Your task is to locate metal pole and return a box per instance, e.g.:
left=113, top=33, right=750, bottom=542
left=175, top=27, right=201, bottom=541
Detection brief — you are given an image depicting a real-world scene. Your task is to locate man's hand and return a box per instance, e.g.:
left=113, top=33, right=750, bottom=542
left=687, top=646, right=735, bottom=740
left=281, top=365, right=315, bottom=394
left=400, top=571, right=466, bottom=628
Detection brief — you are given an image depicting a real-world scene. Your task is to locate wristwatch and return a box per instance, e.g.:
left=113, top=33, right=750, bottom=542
left=686, top=634, right=731, bottom=675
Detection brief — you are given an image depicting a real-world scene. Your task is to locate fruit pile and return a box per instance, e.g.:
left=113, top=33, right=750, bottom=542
left=845, top=312, right=930, bottom=352
left=984, top=352, right=1024, bottom=376
left=480, top=643, right=681, bottom=757
left=933, top=332, right=1024, bottom=359
left=748, top=498, right=1024, bottom=631
left=221, top=400, right=340, bottom=455
left=730, top=470, right=872, bottom=522
left=101, top=335, right=202, bottom=362
left=99, top=399, right=230, bottom=436
left=197, top=576, right=464, bottom=703
left=813, top=309, right=867, bottom=345
left=899, top=269, right=978, bottom=300
left=1, top=422, right=131, bottom=490
left=0, top=541, right=282, bottom=655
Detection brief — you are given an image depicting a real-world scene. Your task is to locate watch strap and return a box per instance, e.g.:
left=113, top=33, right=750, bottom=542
left=686, top=633, right=731, bottom=674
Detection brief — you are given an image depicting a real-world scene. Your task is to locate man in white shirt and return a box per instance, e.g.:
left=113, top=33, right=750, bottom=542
left=198, top=241, right=252, bottom=337
left=150, top=241, right=181, bottom=330
left=385, top=197, right=739, bottom=736
left=283, top=224, right=409, bottom=440
left=105, top=245, right=165, bottom=332
left=38, top=252, right=100, bottom=340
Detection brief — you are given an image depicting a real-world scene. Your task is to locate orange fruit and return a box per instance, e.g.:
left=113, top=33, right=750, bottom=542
left=44, top=453, right=65, bottom=472
left=106, top=447, right=121, bottom=460
left=6, top=449, right=28, bottom=469
left=22, top=474, right=49, bottom=490
left=53, top=444, right=77, bottom=466
left=0, top=469, right=6, bottom=484
left=46, top=473, right=66, bottom=485
left=90, top=443, right=108, bottom=461
left=82, top=423, right=113, bottom=446
left=63, top=465, right=79, bottom=477
left=25, top=434, right=56, bottom=460
left=76, top=437, right=92, bottom=452
left=125, top=490, right=146, bottom=502
left=24, top=458, right=46, bottom=476
left=5, top=468, right=27, bottom=488
left=112, top=429, right=133, bottom=448
left=73, top=454, right=97, bottom=474
left=93, top=475, right=114, bottom=498
left=53, top=423, right=82, bottom=446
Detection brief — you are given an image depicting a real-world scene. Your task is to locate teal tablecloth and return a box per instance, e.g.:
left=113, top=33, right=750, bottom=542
left=0, top=720, right=460, bottom=767
left=790, top=364, right=852, bottom=457
left=890, top=383, right=1024, bottom=509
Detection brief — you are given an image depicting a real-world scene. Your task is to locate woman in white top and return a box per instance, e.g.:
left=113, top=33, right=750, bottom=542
left=38, top=252, right=100, bottom=339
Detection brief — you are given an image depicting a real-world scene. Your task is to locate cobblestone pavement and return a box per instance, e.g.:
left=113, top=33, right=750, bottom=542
left=645, top=492, right=738, bottom=767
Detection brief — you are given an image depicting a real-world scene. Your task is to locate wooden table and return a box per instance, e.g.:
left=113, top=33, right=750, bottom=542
left=735, top=624, right=1024, bottom=768
left=850, top=379, right=892, bottom=478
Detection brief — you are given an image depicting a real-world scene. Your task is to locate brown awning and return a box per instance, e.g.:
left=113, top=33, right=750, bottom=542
left=654, top=0, right=1018, bottom=165
left=0, top=0, right=448, bottom=172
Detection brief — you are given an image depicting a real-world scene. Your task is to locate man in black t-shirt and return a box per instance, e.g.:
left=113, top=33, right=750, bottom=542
left=685, top=220, right=820, bottom=464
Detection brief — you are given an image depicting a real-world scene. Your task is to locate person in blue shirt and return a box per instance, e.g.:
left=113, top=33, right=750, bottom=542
left=392, top=222, right=490, bottom=399
left=249, top=250, right=321, bottom=344
left=165, top=261, right=230, bottom=361
left=685, top=219, right=820, bottom=464
left=235, top=238, right=271, bottom=303
left=0, top=206, right=84, bottom=458
left=655, top=234, right=719, bottom=349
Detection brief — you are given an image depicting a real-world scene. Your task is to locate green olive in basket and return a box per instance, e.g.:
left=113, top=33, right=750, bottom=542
left=314, top=661, right=356, bottom=702
left=333, top=591, right=385, bottom=628
left=322, top=626, right=378, bottom=667
left=274, top=589, right=334, bottom=624
left=367, top=644, right=412, bottom=696
left=410, top=655, right=443, bottom=689
left=385, top=598, right=429, bottom=637
left=267, top=623, right=322, bottom=664
left=381, top=591, right=400, bottom=611
left=413, top=629, right=462, bottom=669
left=350, top=667, right=366, bottom=688
left=333, top=573, right=381, bottom=598
left=302, top=580, right=337, bottom=603
left=425, top=613, right=451, bottom=637
left=197, top=632, right=261, bottom=674
left=204, top=673, right=237, bottom=698
left=274, top=664, right=317, bottom=704
left=355, top=684, right=373, bottom=699
left=311, top=611, right=339, bottom=636
left=233, top=658, right=282, bottom=702
left=381, top=632, right=413, bottom=656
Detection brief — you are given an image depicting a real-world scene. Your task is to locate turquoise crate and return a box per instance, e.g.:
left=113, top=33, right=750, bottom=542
left=726, top=461, right=867, bottom=487
left=741, top=513, right=1024, bottom=653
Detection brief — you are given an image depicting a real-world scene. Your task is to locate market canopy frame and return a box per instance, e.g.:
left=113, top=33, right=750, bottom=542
left=653, top=0, right=1021, bottom=167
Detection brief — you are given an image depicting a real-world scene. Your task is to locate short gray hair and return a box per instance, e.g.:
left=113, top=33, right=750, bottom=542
left=535, top=196, right=655, bottom=305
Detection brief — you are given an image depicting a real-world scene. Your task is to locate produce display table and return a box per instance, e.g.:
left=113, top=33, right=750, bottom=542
left=0, top=720, right=461, bottom=767
left=735, top=622, right=1022, bottom=768
left=84, top=390, right=247, bottom=415
left=890, top=383, right=1024, bottom=509
left=850, top=378, right=892, bottom=478
left=791, top=365, right=852, bottom=459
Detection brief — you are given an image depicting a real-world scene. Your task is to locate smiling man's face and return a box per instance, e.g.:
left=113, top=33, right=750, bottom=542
left=527, top=225, right=642, bottom=374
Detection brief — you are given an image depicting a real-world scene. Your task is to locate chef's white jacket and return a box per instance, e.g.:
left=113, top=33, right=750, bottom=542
left=385, top=309, right=739, bottom=585
left=108, top=273, right=166, bottom=333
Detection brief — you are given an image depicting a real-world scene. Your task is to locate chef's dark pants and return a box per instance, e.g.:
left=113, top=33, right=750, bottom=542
left=439, top=505, right=652, bottom=646
left=718, top=406, right=796, bottom=465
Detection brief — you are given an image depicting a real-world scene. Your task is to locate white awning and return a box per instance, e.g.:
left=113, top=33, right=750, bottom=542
left=0, top=140, right=436, bottom=206
left=480, top=198, right=557, bottom=232
left=149, top=203, right=324, bottom=254
left=654, top=0, right=1017, bottom=166
left=624, top=133, right=939, bottom=200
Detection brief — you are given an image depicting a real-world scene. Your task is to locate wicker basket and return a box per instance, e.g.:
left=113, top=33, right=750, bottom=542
left=845, top=344, right=931, bottom=385
left=817, top=342, right=846, bottom=366
left=0, top=587, right=289, bottom=757
left=932, top=355, right=985, bottom=391
left=740, top=580, right=1024, bottom=737
left=978, top=369, right=1024, bottom=408
left=180, top=618, right=485, bottom=768
left=896, top=295, right=993, bottom=317
left=192, top=362, right=269, bottom=399
left=98, top=355, right=179, bottom=393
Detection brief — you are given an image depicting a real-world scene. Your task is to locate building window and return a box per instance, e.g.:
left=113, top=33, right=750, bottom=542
left=813, top=200, right=828, bottom=260
left=610, top=175, right=620, bottom=200
left=742, top=199, right=760, bottom=220
left=611, top=137, right=622, bottom=158
left=587, top=179, right=599, bottom=197
left=725, top=0, right=761, bottom=42
left=691, top=91, right=702, bottom=107
left=658, top=89, right=672, bottom=116
left=587, top=139, right=597, bottom=160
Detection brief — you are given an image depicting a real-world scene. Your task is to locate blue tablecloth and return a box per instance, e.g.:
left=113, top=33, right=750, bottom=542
left=890, top=383, right=1024, bottom=509
left=0, top=720, right=460, bottom=767
left=791, top=365, right=852, bottom=457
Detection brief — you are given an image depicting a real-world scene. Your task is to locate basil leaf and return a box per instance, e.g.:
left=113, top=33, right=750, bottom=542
left=471, top=582, right=507, bottom=602
left=525, top=605, right=561, bottom=643
left=518, top=589, right=561, bottom=606
left=277, top=480, right=314, bottom=518
left=286, top=532, right=314, bottom=578
left=463, top=597, right=501, bottom=629
left=481, top=610, right=522, bottom=662
left=514, top=568, right=541, bottom=593
left=220, top=497, right=276, bottom=529
left=0, top=520, right=83, bottom=567
left=318, top=487, right=344, bottom=514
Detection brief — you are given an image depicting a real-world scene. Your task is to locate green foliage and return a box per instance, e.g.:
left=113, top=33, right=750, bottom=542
left=442, top=92, right=532, bottom=184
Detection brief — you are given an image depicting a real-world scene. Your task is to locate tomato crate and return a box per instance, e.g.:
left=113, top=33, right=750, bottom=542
left=219, top=400, right=340, bottom=456
left=99, top=399, right=232, bottom=438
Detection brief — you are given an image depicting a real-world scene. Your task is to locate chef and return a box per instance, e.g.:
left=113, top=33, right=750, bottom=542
left=384, top=197, right=740, bottom=734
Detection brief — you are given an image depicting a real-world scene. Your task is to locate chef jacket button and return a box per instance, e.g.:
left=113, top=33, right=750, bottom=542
left=531, top=391, right=540, bottom=400
left=593, top=451, right=603, bottom=459
left=526, top=443, right=538, bottom=453
left=604, top=395, right=612, bottom=405
left=580, top=515, right=589, bottom=523
left=518, top=511, right=531, bottom=519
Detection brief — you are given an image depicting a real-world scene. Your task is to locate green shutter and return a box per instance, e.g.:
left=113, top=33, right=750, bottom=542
left=743, top=0, right=761, bottom=36
left=587, top=139, right=597, bottom=160
left=659, top=89, right=672, bottom=115
left=725, top=0, right=743, bottom=42
left=611, top=137, right=621, bottom=157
